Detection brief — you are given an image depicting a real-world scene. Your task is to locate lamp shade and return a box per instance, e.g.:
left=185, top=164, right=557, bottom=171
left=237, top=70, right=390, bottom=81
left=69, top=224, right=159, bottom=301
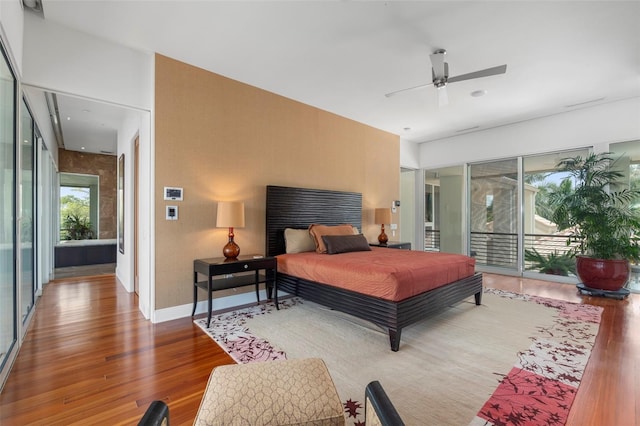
left=216, top=201, right=245, bottom=228
left=374, top=208, right=392, bottom=225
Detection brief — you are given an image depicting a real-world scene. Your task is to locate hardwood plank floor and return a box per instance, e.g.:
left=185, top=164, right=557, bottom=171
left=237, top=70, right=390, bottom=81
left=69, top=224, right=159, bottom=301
left=0, top=273, right=637, bottom=425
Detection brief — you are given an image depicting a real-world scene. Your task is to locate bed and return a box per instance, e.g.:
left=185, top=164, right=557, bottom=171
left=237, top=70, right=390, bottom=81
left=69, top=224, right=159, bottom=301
left=265, top=185, right=483, bottom=351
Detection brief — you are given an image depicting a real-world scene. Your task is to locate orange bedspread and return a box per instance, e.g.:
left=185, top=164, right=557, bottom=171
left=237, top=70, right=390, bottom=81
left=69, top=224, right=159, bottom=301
left=276, top=247, right=476, bottom=302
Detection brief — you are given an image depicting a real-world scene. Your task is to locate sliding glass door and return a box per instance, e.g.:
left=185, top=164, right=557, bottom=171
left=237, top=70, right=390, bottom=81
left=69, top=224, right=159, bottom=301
left=469, top=152, right=590, bottom=277
left=20, top=99, right=36, bottom=324
left=522, top=149, right=588, bottom=280
left=423, top=165, right=465, bottom=254
left=469, top=159, right=519, bottom=273
left=609, top=140, right=640, bottom=292
left=423, top=145, right=638, bottom=293
left=0, top=43, right=17, bottom=379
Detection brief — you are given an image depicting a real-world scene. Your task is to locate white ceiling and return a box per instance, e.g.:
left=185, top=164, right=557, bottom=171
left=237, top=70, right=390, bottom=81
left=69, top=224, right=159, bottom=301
left=33, top=1, right=640, bottom=155
left=55, top=94, right=128, bottom=155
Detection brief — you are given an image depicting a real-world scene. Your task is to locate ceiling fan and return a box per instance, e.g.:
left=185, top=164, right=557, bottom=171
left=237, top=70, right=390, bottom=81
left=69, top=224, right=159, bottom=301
left=385, top=49, right=507, bottom=106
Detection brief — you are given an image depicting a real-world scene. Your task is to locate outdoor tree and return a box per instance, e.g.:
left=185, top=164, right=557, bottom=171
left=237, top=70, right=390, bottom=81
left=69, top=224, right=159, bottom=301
left=60, top=187, right=93, bottom=240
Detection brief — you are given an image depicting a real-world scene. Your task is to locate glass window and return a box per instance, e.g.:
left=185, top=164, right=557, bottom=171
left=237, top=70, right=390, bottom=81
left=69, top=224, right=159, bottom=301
left=522, top=149, right=589, bottom=279
left=20, top=99, right=35, bottom=323
left=0, top=43, right=17, bottom=375
left=59, top=173, right=99, bottom=240
left=423, top=166, right=464, bottom=254
left=610, top=140, right=640, bottom=293
left=469, top=159, right=519, bottom=271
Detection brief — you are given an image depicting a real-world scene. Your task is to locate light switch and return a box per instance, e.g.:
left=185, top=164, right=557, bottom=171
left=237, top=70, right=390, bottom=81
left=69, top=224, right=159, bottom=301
left=166, top=205, right=178, bottom=220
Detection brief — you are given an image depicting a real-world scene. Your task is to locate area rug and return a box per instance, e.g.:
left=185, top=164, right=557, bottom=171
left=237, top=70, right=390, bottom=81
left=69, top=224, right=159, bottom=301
left=194, top=289, right=602, bottom=425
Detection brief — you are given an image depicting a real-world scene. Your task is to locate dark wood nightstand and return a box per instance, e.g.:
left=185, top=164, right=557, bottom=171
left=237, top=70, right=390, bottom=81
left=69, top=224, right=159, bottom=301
left=192, top=255, right=277, bottom=327
left=369, top=241, right=412, bottom=250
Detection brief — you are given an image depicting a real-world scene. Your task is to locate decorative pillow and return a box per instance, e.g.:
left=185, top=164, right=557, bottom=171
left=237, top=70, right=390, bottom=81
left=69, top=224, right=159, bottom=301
left=322, top=234, right=372, bottom=255
left=308, top=224, right=358, bottom=253
left=284, top=228, right=316, bottom=254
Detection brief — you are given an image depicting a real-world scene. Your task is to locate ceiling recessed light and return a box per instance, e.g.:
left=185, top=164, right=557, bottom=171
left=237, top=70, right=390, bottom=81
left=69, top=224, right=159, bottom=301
left=470, top=90, right=487, bottom=98
left=66, top=116, right=71, bottom=120
left=81, top=146, right=85, bottom=150
left=82, top=109, right=91, bottom=113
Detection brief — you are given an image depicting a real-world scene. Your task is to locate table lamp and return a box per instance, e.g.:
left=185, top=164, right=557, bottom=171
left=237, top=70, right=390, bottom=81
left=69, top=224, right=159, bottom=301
left=216, top=201, right=245, bottom=259
left=374, top=208, right=392, bottom=245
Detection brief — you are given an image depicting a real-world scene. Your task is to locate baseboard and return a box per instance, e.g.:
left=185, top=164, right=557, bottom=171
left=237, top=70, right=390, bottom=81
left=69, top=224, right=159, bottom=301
left=152, top=289, right=274, bottom=323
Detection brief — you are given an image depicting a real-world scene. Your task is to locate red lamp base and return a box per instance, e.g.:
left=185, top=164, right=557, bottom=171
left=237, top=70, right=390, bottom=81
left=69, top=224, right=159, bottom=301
left=223, top=227, right=240, bottom=259
left=378, top=225, right=388, bottom=245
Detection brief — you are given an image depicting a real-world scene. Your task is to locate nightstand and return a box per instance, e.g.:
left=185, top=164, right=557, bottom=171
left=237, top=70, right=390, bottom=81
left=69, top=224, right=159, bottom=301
left=192, top=255, right=277, bottom=327
left=369, top=241, right=412, bottom=250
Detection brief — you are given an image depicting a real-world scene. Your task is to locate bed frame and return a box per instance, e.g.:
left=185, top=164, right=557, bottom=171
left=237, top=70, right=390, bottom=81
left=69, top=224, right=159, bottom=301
left=265, top=185, right=483, bottom=351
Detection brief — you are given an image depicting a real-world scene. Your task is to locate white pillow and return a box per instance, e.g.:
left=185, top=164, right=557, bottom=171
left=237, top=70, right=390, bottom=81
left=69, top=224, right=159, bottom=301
left=284, top=228, right=316, bottom=254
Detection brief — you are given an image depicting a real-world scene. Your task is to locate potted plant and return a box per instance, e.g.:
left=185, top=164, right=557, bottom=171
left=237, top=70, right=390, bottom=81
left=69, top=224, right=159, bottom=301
left=550, top=152, right=640, bottom=291
left=62, top=214, right=95, bottom=240
left=524, top=248, right=576, bottom=276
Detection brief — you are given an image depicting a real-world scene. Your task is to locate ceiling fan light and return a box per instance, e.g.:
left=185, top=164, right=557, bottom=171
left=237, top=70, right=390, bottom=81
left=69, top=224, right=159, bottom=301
left=437, top=86, right=449, bottom=106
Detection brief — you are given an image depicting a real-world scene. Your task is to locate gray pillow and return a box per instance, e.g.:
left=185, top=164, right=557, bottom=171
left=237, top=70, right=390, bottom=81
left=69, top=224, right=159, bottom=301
left=321, top=234, right=372, bottom=254
left=284, top=228, right=316, bottom=253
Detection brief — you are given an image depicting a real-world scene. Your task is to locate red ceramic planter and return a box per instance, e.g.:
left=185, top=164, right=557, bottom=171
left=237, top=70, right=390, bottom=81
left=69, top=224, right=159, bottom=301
left=576, top=255, right=630, bottom=291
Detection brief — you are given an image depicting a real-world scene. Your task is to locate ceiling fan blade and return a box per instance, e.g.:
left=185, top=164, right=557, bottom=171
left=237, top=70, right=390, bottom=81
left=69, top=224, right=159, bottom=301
left=429, top=49, right=447, bottom=79
left=447, top=64, right=507, bottom=84
left=437, top=85, right=449, bottom=107
left=384, top=81, right=434, bottom=98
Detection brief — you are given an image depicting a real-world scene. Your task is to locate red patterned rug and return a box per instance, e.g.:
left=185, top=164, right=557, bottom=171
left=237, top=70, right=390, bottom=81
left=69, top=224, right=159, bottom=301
left=469, top=289, right=602, bottom=426
left=195, top=289, right=602, bottom=425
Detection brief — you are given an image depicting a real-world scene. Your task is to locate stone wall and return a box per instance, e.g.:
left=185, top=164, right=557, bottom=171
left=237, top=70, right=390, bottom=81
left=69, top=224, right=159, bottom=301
left=58, top=149, right=117, bottom=239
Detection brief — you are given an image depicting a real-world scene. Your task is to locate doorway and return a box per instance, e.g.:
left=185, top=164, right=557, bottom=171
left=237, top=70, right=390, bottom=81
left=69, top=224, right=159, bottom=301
left=134, top=136, right=139, bottom=295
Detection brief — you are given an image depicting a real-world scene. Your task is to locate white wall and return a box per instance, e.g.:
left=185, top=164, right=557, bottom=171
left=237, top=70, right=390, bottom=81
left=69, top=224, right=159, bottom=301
left=138, top=109, right=153, bottom=319
left=22, top=13, right=152, bottom=111
left=116, top=108, right=153, bottom=319
left=419, top=97, right=640, bottom=169
left=400, top=138, right=420, bottom=169
left=0, top=0, right=24, bottom=77
left=116, top=112, right=140, bottom=293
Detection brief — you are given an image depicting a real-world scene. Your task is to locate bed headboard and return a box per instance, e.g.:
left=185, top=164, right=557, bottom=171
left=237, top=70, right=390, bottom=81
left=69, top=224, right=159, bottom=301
left=265, top=185, right=363, bottom=257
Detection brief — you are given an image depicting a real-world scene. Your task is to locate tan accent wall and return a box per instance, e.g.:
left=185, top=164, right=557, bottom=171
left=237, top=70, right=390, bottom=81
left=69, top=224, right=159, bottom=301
left=58, top=149, right=117, bottom=239
left=155, top=54, right=400, bottom=310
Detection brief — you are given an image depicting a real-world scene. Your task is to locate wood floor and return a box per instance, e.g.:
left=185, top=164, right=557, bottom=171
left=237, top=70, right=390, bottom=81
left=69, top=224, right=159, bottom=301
left=0, top=273, right=637, bottom=425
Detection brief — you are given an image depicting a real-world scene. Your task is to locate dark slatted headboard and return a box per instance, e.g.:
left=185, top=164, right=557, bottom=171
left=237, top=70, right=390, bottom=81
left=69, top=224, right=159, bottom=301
left=265, top=185, right=363, bottom=257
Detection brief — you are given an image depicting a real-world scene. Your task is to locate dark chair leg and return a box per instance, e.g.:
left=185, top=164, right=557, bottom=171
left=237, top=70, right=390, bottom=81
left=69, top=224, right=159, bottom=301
left=365, top=381, right=405, bottom=426
left=138, top=400, right=169, bottom=426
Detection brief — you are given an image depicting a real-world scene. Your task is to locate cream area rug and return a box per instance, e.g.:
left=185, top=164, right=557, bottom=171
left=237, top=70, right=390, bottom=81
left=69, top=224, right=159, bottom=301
left=194, top=289, right=602, bottom=426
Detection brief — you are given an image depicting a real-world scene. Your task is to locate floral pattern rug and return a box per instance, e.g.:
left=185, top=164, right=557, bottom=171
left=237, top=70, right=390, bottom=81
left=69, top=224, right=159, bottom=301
left=194, top=289, right=602, bottom=425
left=469, top=289, right=602, bottom=426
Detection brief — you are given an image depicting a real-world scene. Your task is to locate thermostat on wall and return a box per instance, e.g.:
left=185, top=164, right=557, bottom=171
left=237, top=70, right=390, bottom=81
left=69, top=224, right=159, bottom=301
left=164, top=187, right=183, bottom=201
